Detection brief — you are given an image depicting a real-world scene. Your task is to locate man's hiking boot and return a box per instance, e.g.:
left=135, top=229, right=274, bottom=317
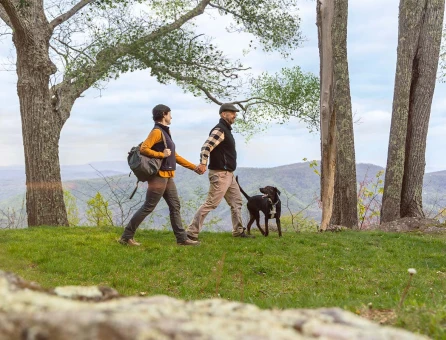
left=186, top=234, right=199, bottom=242
left=234, top=232, right=255, bottom=238
left=118, top=238, right=141, bottom=246
left=177, top=239, right=200, bottom=246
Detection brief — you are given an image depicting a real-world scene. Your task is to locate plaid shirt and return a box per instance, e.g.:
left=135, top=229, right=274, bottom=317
left=200, top=128, right=225, bottom=165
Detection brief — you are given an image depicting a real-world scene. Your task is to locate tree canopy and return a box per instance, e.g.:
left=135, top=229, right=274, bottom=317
left=1, top=0, right=319, bottom=132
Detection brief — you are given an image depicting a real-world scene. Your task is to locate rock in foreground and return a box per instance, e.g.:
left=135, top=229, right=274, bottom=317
left=0, top=270, right=427, bottom=339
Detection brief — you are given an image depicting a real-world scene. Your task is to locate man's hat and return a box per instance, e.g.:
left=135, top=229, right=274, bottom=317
left=219, top=103, right=240, bottom=114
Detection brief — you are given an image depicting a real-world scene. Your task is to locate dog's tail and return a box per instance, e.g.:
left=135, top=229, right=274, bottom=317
left=235, top=175, right=250, bottom=200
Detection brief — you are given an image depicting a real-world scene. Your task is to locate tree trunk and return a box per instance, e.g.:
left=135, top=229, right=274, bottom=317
left=317, top=0, right=337, bottom=232
left=381, top=0, right=445, bottom=223
left=12, top=14, right=69, bottom=227
left=317, top=0, right=357, bottom=231
left=330, top=0, right=358, bottom=229
left=401, top=0, right=445, bottom=217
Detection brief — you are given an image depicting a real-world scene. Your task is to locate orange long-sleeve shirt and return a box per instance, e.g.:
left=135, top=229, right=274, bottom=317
left=140, top=128, right=196, bottom=178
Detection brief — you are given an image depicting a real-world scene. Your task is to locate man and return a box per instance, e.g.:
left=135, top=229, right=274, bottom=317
left=187, top=103, right=254, bottom=240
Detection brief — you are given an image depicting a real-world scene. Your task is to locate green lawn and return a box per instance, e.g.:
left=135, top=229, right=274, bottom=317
left=0, top=227, right=445, bottom=338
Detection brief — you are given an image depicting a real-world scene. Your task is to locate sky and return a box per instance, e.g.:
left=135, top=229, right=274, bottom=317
left=0, top=0, right=445, bottom=173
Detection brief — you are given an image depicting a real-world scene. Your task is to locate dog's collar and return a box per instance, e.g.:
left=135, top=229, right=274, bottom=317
left=264, top=195, right=279, bottom=206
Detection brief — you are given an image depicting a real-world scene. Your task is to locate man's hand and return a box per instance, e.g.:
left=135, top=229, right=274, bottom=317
left=163, top=149, right=171, bottom=157
left=194, top=164, right=206, bottom=175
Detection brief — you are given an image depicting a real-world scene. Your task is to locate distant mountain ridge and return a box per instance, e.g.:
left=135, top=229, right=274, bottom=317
left=0, top=162, right=129, bottom=201
left=1, top=162, right=445, bottom=229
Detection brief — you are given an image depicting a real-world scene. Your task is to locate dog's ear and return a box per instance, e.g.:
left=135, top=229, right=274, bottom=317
left=276, top=188, right=281, bottom=196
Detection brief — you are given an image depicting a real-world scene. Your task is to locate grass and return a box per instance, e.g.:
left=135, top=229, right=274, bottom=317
left=0, top=226, right=445, bottom=338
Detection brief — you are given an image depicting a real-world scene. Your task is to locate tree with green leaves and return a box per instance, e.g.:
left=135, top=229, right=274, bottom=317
left=0, top=0, right=319, bottom=227
left=86, top=192, right=113, bottom=227
left=63, top=189, right=80, bottom=226
left=234, top=67, right=320, bottom=138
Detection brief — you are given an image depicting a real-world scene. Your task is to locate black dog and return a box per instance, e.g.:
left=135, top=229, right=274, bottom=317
left=236, top=176, right=282, bottom=237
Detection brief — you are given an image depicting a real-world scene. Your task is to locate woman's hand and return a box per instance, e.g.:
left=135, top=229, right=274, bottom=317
left=194, top=164, right=206, bottom=175
left=163, top=148, right=171, bottom=157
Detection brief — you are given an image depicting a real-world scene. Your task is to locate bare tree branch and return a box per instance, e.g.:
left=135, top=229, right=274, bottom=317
left=149, top=65, right=300, bottom=114
left=209, top=3, right=244, bottom=21
left=0, top=0, right=23, bottom=32
left=149, top=65, right=225, bottom=104
left=148, top=64, right=254, bottom=111
left=49, top=0, right=96, bottom=31
left=0, top=3, right=12, bottom=28
left=89, top=165, right=144, bottom=226
left=53, top=37, right=96, bottom=64
left=52, top=0, right=212, bottom=126
left=433, top=207, right=446, bottom=220
left=49, top=43, right=67, bottom=59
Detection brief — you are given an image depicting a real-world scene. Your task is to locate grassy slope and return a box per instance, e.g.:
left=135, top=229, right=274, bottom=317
left=0, top=227, right=445, bottom=338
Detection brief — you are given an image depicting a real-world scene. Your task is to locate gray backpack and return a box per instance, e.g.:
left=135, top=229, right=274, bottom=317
left=128, top=128, right=167, bottom=198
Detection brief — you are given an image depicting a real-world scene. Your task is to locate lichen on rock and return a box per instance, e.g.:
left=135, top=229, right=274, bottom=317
left=0, top=270, right=428, bottom=339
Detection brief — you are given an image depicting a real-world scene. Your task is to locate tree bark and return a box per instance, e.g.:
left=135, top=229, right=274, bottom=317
left=9, top=0, right=69, bottom=226
left=317, top=0, right=337, bottom=232
left=381, top=0, right=445, bottom=223
left=317, top=0, right=357, bottom=230
left=0, top=0, right=211, bottom=227
left=401, top=0, right=445, bottom=217
left=330, top=0, right=358, bottom=229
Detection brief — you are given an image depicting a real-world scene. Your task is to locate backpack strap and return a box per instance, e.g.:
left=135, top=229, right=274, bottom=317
left=129, top=180, right=140, bottom=199
left=153, top=127, right=167, bottom=149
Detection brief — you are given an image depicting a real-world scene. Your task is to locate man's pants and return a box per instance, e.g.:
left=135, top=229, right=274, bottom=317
left=121, top=175, right=188, bottom=243
left=187, top=170, right=244, bottom=237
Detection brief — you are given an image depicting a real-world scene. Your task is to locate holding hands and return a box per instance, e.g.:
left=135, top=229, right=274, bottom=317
left=194, top=164, right=206, bottom=175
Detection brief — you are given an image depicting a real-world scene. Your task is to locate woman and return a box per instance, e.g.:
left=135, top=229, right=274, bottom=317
left=119, top=104, right=200, bottom=246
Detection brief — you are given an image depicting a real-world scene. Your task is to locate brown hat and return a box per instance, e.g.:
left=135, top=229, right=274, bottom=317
left=219, top=103, right=240, bottom=114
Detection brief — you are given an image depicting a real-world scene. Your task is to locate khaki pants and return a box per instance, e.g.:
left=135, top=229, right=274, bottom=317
left=187, top=170, right=244, bottom=237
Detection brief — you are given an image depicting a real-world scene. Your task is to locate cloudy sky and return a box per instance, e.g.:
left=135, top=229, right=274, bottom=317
left=1, top=0, right=445, bottom=173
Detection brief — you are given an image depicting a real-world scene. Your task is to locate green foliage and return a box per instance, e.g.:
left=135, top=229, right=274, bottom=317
left=179, top=187, right=222, bottom=231
left=435, top=208, right=446, bottom=222
left=235, top=67, right=320, bottom=138
left=357, top=170, right=384, bottom=229
left=86, top=192, right=113, bottom=227
left=212, top=0, right=303, bottom=56
left=129, top=30, right=242, bottom=100
left=304, top=158, right=321, bottom=177
left=0, top=227, right=445, bottom=338
left=47, top=0, right=316, bottom=135
left=280, top=213, right=319, bottom=232
left=56, top=0, right=305, bottom=85
left=396, top=304, right=446, bottom=339
left=63, top=190, right=80, bottom=227
left=302, top=161, right=385, bottom=229
left=278, top=182, right=320, bottom=232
